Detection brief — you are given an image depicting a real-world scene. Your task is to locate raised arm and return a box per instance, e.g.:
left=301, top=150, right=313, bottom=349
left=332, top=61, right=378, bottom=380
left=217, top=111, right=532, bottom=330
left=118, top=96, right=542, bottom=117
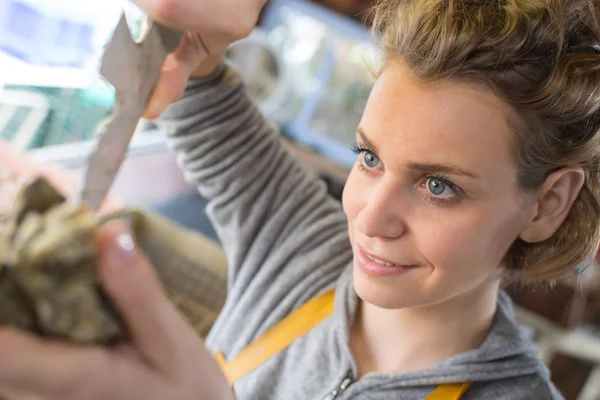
left=152, top=61, right=351, bottom=292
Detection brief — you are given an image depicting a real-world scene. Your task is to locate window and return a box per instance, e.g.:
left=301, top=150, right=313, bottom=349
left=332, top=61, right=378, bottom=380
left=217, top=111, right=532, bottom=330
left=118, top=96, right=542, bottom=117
left=260, top=0, right=379, bottom=167
left=0, top=0, right=156, bottom=154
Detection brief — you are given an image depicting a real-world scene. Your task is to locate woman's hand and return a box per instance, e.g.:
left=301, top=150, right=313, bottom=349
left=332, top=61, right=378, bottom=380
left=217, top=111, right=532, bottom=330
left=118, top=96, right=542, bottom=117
left=0, top=223, right=233, bottom=400
left=134, top=0, right=268, bottom=118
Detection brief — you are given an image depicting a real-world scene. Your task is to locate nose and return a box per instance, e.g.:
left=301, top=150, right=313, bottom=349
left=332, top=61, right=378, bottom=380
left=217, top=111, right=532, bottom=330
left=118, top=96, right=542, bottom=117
left=354, top=178, right=407, bottom=239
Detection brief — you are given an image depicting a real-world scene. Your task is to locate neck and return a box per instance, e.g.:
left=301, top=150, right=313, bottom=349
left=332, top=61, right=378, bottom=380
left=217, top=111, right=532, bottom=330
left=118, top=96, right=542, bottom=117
left=350, top=280, right=500, bottom=378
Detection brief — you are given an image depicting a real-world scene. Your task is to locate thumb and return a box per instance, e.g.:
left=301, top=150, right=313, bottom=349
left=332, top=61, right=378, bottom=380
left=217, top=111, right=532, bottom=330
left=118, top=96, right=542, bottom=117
left=143, top=33, right=209, bottom=119
left=97, top=222, right=184, bottom=374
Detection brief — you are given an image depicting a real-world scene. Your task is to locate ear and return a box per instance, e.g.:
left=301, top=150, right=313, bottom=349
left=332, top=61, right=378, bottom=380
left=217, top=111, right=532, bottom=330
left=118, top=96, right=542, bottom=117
left=520, top=168, right=585, bottom=243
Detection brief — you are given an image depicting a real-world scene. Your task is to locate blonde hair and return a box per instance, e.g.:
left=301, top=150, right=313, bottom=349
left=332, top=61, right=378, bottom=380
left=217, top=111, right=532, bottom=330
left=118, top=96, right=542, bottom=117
left=369, top=0, right=600, bottom=283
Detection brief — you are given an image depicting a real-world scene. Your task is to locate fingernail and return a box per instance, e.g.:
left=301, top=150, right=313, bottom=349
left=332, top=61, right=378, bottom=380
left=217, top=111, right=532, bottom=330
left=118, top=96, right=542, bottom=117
left=107, top=232, right=138, bottom=270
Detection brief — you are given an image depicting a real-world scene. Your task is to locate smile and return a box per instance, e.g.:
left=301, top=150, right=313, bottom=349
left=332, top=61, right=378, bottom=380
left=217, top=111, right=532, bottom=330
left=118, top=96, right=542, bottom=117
left=365, top=254, right=399, bottom=267
left=355, top=245, right=419, bottom=277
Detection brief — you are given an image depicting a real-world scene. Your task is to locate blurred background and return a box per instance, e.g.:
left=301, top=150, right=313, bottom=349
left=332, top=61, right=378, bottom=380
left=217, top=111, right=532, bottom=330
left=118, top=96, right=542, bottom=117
left=1, top=1, right=600, bottom=398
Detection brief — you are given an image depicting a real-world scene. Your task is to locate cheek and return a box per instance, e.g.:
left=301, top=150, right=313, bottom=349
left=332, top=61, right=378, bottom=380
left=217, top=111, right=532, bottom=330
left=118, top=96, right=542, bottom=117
left=415, top=203, right=523, bottom=276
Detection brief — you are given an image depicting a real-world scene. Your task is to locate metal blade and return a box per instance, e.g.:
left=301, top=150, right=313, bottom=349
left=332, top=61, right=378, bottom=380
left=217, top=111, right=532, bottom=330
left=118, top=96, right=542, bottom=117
left=79, top=104, right=142, bottom=211
left=99, top=14, right=138, bottom=92
left=78, top=12, right=180, bottom=211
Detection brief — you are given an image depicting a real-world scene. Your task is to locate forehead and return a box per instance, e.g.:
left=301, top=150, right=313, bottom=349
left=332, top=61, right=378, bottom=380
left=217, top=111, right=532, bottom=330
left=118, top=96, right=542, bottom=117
left=360, top=62, right=517, bottom=180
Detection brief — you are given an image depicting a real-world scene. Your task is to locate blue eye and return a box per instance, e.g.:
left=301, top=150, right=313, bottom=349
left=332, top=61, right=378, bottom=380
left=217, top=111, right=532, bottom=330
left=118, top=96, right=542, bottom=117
left=363, top=151, right=379, bottom=168
left=427, top=178, right=455, bottom=197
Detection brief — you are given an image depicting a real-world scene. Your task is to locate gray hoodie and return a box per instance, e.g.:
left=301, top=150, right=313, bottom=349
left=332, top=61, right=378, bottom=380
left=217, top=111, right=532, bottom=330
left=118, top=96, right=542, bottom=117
left=154, top=64, right=564, bottom=400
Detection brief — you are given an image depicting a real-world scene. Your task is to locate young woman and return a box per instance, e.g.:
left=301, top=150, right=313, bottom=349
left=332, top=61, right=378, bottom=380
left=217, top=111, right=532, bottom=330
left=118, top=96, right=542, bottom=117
left=0, top=0, right=598, bottom=399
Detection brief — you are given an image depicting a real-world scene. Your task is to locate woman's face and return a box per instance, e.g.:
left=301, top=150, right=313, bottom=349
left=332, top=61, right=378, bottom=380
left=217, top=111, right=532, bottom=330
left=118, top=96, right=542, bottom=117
left=342, top=61, right=534, bottom=310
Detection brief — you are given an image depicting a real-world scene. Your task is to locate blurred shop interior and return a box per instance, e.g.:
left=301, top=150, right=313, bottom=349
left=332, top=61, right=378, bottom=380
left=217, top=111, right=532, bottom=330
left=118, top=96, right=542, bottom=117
left=1, top=0, right=600, bottom=398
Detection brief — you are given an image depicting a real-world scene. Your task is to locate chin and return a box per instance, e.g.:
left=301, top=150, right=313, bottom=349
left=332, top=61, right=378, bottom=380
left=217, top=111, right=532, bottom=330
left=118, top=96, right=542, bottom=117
left=352, top=263, right=427, bottom=310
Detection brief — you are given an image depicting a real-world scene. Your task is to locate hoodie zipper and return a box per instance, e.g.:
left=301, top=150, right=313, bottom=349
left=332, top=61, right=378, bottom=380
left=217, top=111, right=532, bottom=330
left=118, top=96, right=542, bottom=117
left=321, top=372, right=354, bottom=400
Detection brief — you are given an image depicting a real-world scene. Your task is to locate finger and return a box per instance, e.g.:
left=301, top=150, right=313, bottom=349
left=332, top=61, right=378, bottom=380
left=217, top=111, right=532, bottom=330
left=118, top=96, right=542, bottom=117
left=143, top=33, right=208, bottom=119
left=131, top=0, right=249, bottom=34
left=0, top=386, right=47, bottom=400
left=173, top=32, right=210, bottom=72
left=0, top=328, right=105, bottom=396
left=131, top=0, right=189, bottom=31
left=142, top=55, right=188, bottom=119
left=96, top=222, right=187, bottom=375
left=113, top=343, right=144, bottom=363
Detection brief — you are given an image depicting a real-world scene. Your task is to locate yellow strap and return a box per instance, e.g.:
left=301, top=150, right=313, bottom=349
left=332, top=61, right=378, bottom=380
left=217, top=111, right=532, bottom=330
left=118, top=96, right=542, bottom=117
left=214, top=289, right=472, bottom=400
left=425, top=382, right=472, bottom=400
left=215, top=288, right=336, bottom=385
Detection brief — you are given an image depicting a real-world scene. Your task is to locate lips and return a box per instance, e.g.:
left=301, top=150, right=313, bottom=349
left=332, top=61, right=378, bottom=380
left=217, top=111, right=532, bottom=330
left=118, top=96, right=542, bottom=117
left=365, top=253, right=400, bottom=267
left=360, top=246, right=414, bottom=267
left=355, top=245, right=419, bottom=277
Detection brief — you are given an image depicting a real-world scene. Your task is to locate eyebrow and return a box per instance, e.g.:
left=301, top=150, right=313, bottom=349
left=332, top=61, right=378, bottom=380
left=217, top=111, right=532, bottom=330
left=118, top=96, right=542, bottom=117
left=407, top=162, right=480, bottom=179
left=356, top=127, right=480, bottom=179
left=356, top=127, right=379, bottom=154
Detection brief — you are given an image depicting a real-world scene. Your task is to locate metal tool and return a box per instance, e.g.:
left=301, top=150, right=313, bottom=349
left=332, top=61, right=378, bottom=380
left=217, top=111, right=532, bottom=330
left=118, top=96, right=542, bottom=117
left=79, top=11, right=182, bottom=211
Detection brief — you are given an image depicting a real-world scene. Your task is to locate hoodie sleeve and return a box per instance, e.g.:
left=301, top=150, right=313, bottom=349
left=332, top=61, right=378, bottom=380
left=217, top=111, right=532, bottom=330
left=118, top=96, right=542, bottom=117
left=152, top=63, right=352, bottom=302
